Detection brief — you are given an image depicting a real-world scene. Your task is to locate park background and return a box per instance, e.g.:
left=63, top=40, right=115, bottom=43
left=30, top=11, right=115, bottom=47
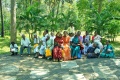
left=0, top=0, right=120, bottom=56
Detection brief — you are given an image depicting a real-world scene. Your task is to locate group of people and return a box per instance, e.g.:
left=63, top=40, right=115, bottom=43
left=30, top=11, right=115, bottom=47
left=10, top=28, right=115, bottom=62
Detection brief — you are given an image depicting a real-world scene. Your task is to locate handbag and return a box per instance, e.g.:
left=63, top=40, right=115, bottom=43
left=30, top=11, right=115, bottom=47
left=34, top=44, right=39, bottom=48
left=45, top=48, right=52, bottom=57
left=79, top=38, right=84, bottom=50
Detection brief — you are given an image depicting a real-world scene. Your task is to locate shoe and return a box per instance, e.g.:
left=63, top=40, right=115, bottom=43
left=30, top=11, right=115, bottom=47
left=53, top=59, right=56, bottom=62
left=34, top=56, right=38, bottom=58
left=15, top=52, right=18, bottom=55
left=10, top=53, right=14, bottom=56
left=59, top=59, right=63, bottom=62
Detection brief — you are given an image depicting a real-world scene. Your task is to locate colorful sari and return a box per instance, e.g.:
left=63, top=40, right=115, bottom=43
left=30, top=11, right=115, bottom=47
left=100, top=44, right=114, bottom=58
left=62, top=36, right=71, bottom=60
left=71, top=36, right=80, bottom=58
left=53, top=36, right=63, bottom=60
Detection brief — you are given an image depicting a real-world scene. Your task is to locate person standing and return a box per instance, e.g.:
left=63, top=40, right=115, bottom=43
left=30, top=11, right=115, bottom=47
left=68, top=23, right=75, bottom=34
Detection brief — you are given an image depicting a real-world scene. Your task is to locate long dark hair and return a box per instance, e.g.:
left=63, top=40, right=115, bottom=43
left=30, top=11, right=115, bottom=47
left=11, top=42, right=15, bottom=47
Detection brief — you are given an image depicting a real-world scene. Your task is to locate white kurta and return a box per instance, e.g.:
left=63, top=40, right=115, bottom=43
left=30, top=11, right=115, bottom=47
left=10, top=44, right=18, bottom=52
left=94, top=35, right=101, bottom=42
left=21, top=38, right=31, bottom=47
left=33, top=37, right=40, bottom=53
left=85, top=35, right=90, bottom=43
left=39, top=36, right=47, bottom=55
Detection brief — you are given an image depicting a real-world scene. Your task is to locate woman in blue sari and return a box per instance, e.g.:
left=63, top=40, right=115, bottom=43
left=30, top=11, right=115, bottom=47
left=71, top=31, right=82, bottom=59
left=100, top=40, right=114, bottom=58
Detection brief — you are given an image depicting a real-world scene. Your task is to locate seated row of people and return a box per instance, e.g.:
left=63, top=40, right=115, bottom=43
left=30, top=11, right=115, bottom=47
left=10, top=30, right=115, bottom=61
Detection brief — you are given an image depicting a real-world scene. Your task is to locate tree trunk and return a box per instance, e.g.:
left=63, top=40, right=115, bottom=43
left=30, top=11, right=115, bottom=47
left=98, top=0, right=103, bottom=13
left=10, top=0, right=16, bottom=42
left=0, top=0, right=4, bottom=37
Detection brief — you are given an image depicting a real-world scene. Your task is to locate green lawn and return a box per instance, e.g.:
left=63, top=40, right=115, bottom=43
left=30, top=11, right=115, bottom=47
left=0, top=35, right=120, bottom=57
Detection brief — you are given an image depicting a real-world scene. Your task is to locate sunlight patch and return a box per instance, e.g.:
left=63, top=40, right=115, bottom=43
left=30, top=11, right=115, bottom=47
left=62, top=74, right=86, bottom=80
left=61, top=61, right=79, bottom=69
left=112, top=59, right=120, bottom=67
left=0, top=75, right=16, bottom=80
left=30, top=69, right=49, bottom=78
left=0, top=65, right=19, bottom=73
left=92, top=66, right=118, bottom=79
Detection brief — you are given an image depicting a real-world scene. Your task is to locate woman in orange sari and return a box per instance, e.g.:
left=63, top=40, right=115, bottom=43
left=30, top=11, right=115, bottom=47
left=62, top=31, right=71, bottom=60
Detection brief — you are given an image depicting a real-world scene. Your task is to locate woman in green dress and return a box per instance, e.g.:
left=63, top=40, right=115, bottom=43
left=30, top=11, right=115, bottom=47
left=71, top=31, right=82, bottom=59
left=100, top=40, right=114, bottom=58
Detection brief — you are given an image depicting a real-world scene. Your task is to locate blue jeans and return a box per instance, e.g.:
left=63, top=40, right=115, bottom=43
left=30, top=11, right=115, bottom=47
left=20, top=46, right=31, bottom=54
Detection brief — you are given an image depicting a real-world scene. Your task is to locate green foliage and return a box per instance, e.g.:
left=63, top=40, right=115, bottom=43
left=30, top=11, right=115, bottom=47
left=16, top=0, right=80, bottom=33
left=1, top=0, right=120, bottom=42
left=77, top=0, right=120, bottom=41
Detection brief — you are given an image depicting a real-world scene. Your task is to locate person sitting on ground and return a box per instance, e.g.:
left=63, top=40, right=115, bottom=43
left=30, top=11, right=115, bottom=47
left=45, top=35, right=54, bottom=60
left=83, top=41, right=91, bottom=55
left=20, top=34, right=31, bottom=56
left=10, top=42, right=18, bottom=56
left=92, top=31, right=103, bottom=51
left=100, top=40, right=114, bottom=58
left=33, top=34, right=40, bottom=58
left=86, top=42, right=100, bottom=58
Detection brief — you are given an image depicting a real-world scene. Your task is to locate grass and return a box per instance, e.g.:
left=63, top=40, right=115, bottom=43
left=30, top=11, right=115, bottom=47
left=0, top=34, right=120, bottom=57
left=0, top=36, right=10, bottom=54
left=111, top=41, right=120, bottom=57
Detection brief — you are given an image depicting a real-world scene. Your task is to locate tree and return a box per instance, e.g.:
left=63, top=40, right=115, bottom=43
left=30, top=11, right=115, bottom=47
left=10, top=0, right=16, bottom=42
left=0, top=0, right=4, bottom=37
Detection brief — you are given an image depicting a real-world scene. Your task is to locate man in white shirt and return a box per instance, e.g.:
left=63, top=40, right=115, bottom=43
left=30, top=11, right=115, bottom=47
left=94, top=31, right=102, bottom=42
left=20, top=34, right=31, bottom=56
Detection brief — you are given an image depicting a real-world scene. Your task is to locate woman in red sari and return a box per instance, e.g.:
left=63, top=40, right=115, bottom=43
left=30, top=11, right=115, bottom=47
left=62, top=31, right=71, bottom=60
left=53, top=32, right=63, bottom=62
